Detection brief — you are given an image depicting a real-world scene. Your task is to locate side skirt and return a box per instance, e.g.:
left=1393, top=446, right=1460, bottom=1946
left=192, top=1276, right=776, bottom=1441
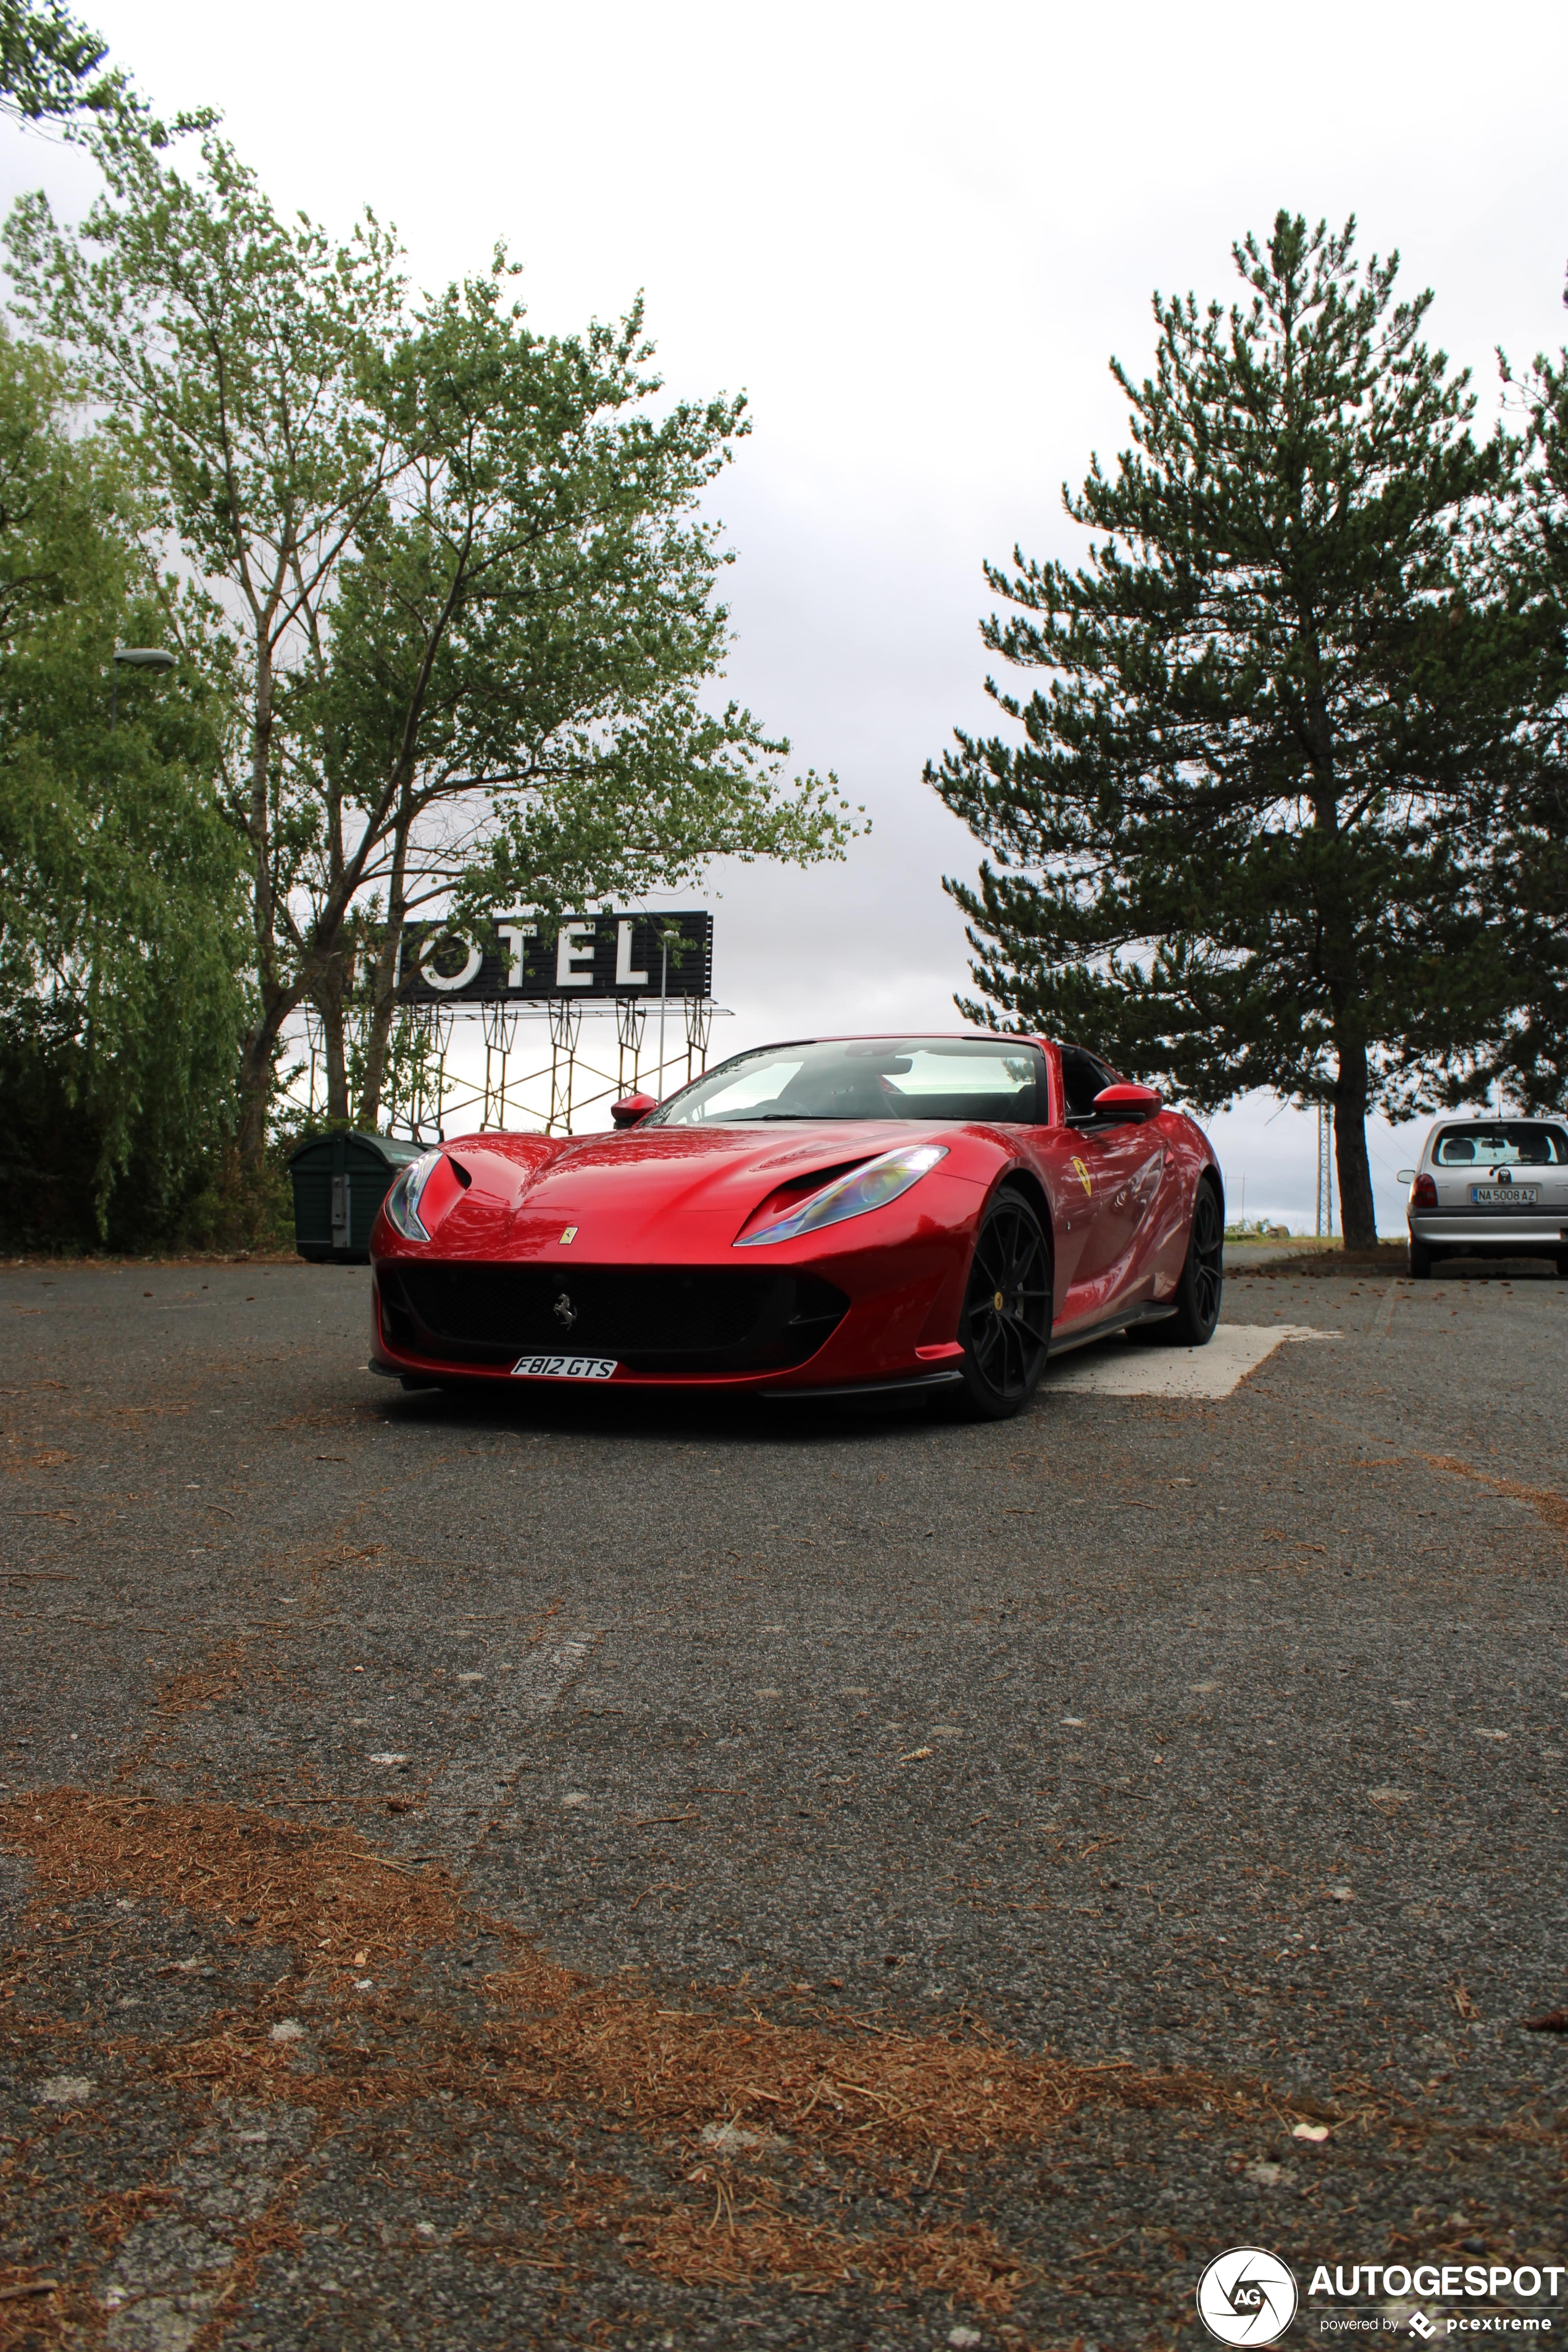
left=1047, top=1301, right=1177, bottom=1359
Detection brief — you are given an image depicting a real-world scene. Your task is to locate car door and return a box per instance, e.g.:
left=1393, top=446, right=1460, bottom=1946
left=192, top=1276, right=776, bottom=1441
left=1056, top=1048, right=1167, bottom=1293
left=1096, top=1114, right=1168, bottom=1287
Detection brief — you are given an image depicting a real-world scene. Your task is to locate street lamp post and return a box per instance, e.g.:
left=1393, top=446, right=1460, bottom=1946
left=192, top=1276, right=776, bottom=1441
left=111, top=644, right=175, bottom=726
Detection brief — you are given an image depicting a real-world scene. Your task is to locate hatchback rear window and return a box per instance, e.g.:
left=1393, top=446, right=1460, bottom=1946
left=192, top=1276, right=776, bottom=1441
left=1433, top=1124, right=1568, bottom=1167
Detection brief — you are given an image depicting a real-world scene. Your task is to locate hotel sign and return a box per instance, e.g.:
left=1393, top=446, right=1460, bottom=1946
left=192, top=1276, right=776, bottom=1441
left=397, top=912, right=713, bottom=1004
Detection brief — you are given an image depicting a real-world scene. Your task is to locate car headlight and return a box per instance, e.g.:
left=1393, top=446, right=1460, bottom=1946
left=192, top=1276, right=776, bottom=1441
left=735, top=1143, right=948, bottom=1248
left=383, top=1149, right=443, bottom=1242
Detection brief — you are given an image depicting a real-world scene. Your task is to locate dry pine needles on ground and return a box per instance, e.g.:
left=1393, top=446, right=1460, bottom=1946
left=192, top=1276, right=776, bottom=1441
left=1, top=1787, right=1289, bottom=2337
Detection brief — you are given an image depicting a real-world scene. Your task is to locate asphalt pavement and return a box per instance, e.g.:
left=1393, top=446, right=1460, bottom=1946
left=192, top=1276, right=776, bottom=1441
left=2, top=1253, right=1566, bottom=2350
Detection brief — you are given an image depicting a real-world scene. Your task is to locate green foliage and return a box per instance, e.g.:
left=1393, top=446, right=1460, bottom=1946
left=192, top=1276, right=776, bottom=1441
left=0, top=329, right=251, bottom=1246
left=304, top=259, right=858, bottom=1117
left=7, top=134, right=859, bottom=1154
left=928, top=212, right=1541, bottom=1244
left=1, top=0, right=121, bottom=127
left=1475, top=348, right=1568, bottom=1112
left=0, top=0, right=197, bottom=145
left=6, top=124, right=423, bottom=1157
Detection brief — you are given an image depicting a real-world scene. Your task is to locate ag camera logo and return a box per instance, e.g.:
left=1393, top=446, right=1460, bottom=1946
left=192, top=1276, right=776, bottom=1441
left=1196, top=2247, right=1299, bottom=2345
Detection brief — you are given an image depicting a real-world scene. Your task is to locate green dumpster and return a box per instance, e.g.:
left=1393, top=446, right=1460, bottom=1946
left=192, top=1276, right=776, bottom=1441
left=287, top=1132, right=423, bottom=1264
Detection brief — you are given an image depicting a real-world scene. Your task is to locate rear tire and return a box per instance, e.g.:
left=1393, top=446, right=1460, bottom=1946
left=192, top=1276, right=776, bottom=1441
left=1409, top=1240, right=1433, bottom=1280
left=1130, top=1179, right=1224, bottom=1347
left=1554, top=1252, right=1568, bottom=1281
left=949, top=1188, right=1052, bottom=1421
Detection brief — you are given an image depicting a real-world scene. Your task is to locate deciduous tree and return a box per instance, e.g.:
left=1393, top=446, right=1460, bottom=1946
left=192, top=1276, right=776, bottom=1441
left=307, top=261, right=855, bottom=1126
left=9, top=140, right=856, bottom=1157
left=0, top=328, right=249, bottom=1240
left=6, top=127, right=414, bottom=1167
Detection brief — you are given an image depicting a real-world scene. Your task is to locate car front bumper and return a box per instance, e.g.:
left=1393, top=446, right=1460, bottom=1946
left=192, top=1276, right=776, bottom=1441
left=366, top=1206, right=978, bottom=1396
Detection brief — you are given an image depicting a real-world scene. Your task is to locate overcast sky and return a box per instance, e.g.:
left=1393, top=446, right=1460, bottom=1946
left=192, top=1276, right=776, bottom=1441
left=7, top=0, right=1564, bottom=1226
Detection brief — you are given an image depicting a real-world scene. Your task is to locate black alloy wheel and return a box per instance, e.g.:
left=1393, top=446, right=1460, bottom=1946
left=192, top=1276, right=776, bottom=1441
left=1132, top=1177, right=1224, bottom=1346
left=1172, top=1178, right=1224, bottom=1342
left=952, top=1188, right=1052, bottom=1420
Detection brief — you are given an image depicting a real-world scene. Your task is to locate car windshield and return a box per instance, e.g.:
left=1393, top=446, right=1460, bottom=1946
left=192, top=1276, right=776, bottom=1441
left=1433, top=1123, right=1568, bottom=1168
left=649, top=1037, right=1048, bottom=1126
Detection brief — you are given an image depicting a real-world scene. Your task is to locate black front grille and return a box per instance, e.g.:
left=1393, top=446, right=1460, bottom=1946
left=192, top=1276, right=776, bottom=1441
left=378, top=1262, right=848, bottom=1375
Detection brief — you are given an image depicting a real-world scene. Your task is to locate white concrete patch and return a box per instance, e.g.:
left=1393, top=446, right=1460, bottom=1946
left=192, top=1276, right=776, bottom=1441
left=37, top=2074, right=94, bottom=2106
left=396, top=1625, right=599, bottom=1867
left=701, top=2120, right=783, bottom=2152
left=1049, top=1322, right=1332, bottom=1399
left=102, top=2100, right=314, bottom=2351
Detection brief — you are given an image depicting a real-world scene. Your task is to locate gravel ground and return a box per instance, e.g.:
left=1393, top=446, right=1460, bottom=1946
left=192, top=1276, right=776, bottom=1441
left=1, top=1253, right=1565, bottom=2350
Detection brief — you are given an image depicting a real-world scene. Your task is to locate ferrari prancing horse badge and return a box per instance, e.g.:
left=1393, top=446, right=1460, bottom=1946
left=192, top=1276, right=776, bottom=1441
left=1070, top=1156, right=1093, bottom=1197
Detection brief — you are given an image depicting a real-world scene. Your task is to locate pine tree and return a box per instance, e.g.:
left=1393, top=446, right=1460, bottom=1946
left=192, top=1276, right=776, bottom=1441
left=928, top=213, right=1533, bottom=1247
left=1477, top=334, right=1568, bottom=1112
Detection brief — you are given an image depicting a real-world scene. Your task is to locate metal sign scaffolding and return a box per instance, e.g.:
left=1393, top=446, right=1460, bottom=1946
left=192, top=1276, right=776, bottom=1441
left=293, top=909, right=722, bottom=1139
left=298, top=988, right=722, bottom=1141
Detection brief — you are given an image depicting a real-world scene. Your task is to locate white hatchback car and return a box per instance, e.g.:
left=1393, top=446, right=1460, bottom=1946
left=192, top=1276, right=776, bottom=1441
left=1399, top=1117, right=1568, bottom=1278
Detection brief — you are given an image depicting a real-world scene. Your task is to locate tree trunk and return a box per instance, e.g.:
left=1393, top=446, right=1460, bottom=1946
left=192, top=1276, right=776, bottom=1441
left=356, top=932, right=402, bottom=1130
left=240, top=623, right=279, bottom=1177
left=236, top=1027, right=275, bottom=1175
left=236, top=986, right=299, bottom=1175
left=1332, top=1040, right=1378, bottom=1249
left=356, top=803, right=414, bottom=1130
left=319, top=977, right=349, bottom=1124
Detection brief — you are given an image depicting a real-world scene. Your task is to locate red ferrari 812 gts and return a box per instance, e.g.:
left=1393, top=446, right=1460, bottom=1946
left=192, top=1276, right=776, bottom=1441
left=369, top=1033, right=1224, bottom=1420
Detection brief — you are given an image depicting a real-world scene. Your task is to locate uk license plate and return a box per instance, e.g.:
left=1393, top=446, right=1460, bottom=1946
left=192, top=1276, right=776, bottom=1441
left=1469, top=1186, right=1537, bottom=1207
left=511, top=1354, right=618, bottom=1380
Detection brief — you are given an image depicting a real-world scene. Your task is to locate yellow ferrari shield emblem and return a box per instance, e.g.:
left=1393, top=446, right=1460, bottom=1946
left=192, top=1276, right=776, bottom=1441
left=1070, top=1156, right=1093, bottom=1198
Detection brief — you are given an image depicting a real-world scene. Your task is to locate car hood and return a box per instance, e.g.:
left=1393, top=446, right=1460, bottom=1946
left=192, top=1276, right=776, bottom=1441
left=397, top=1120, right=967, bottom=1257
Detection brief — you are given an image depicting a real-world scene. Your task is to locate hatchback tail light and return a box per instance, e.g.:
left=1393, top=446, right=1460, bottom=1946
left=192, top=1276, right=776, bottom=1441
left=1410, top=1172, right=1438, bottom=1211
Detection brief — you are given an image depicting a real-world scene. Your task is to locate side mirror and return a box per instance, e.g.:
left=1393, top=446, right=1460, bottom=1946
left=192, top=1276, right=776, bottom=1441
left=1092, top=1082, right=1163, bottom=1122
left=611, top=1091, right=659, bottom=1129
left=1395, top=1169, right=1416, bottom=1185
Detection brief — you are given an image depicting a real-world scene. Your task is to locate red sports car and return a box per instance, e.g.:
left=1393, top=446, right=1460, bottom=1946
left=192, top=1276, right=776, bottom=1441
left=369, top=1033, right=1224, bottom=1420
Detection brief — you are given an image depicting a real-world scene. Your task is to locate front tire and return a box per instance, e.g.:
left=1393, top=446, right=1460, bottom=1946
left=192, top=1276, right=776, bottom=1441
left=950, top=1188, right=1052, bottom=1420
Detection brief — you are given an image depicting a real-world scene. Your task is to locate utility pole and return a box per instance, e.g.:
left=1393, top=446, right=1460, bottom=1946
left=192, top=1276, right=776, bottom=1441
left=1316, top=1104, right=1335, bottom=1240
